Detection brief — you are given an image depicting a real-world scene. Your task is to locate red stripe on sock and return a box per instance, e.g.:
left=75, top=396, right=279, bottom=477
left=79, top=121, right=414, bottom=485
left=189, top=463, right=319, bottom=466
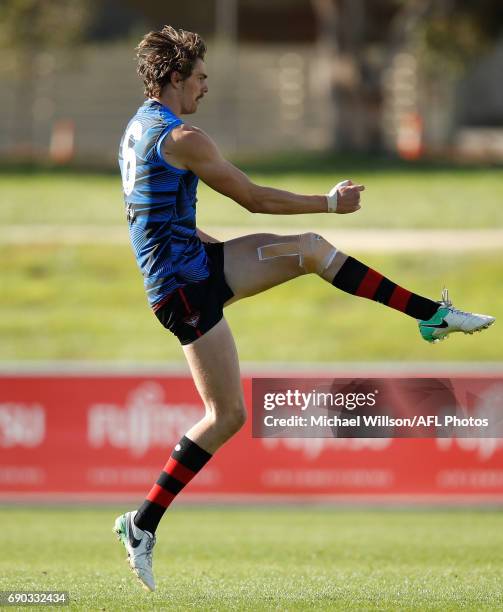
left=388, top=286, right=412, bottom=312
left=355, top=269, right=383, bottom=299
left=163, top=457, right=196, bottom=485
left=146, top=483, right=176, bottom=508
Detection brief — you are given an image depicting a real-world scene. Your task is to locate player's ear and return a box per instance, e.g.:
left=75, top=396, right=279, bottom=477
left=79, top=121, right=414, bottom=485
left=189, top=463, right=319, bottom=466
left=170, top=71, right=184, bottom=89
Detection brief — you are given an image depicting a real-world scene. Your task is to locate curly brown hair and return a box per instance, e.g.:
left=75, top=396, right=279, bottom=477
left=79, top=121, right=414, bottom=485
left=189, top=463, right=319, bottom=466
left=136, top=25, right=207, bottom=99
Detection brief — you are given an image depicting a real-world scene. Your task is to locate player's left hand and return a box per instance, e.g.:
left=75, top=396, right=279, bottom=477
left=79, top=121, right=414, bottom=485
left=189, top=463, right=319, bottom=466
left=327, top=179, right=365, bottom=214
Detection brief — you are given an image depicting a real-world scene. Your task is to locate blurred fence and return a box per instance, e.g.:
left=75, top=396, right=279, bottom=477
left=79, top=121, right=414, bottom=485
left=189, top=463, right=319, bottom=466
left=0, top=42, right=331, bottom=165
left=2, top=38, right=503, bottom=165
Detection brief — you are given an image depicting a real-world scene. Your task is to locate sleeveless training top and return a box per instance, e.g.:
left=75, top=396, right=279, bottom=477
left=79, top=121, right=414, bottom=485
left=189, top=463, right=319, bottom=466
left=118, top=100, right=209, bottom=307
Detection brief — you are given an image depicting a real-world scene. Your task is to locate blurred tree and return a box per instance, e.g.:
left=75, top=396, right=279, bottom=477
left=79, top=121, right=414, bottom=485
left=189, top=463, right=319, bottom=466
left=124, top=0, right=316, bottom=42
left=123, top=0, right=217, bottom=38
left=0, top=0, right=92, bottom=56
left=311, top=0, right=398, bottom=151
left=414, top=0, right=503, bottom=75
left=0, top=0, right=93, bottom=152
left=310, top=0, right=503, bottom=151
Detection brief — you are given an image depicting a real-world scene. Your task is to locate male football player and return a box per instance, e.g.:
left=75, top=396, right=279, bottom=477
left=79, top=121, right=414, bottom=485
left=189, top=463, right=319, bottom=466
left=114, top=25, right=494, bottom=591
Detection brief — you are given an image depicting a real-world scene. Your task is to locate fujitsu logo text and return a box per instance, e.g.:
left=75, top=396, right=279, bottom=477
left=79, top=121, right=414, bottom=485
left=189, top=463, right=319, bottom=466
left=87, top=382, right=202, bottom=456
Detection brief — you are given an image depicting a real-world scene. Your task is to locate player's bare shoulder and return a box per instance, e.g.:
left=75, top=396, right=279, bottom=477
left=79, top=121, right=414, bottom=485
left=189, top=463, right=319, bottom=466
left=162, top=124, right=216, bottom=169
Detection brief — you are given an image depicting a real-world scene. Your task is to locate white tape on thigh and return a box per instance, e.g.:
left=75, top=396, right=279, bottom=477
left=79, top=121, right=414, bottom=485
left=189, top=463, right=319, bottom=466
left=257, top=242, right=300, bottom=261
left=257, top=235, right=337, bottom=275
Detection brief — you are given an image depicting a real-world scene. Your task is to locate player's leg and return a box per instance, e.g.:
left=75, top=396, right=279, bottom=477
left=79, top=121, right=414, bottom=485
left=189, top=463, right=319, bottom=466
left=181, top=316, right=246, bottom=452
left=223, top=232, right=495, bottom=341
left=114, top=317, right=244, bottom=591
left=223, top=231, right=436, bottom=316
left=135, top=317, right=244, bottom=526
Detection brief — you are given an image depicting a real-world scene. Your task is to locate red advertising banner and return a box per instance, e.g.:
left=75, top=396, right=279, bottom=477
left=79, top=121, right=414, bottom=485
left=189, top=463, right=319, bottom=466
left=1, top=371, right=503, bottom=504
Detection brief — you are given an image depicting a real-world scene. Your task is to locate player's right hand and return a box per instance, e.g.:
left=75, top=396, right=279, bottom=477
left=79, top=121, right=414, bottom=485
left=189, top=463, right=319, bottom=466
left=326, top=179, right=365, bottom=214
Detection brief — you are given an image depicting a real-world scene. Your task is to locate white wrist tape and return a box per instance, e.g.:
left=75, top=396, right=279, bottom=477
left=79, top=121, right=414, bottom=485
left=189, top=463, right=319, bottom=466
left=326, top=179, right=351, bottom=213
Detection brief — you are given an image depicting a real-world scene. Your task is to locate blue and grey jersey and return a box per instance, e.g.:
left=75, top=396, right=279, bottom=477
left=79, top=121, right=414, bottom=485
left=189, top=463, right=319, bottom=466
left=118, top=100, right=209, bottom=307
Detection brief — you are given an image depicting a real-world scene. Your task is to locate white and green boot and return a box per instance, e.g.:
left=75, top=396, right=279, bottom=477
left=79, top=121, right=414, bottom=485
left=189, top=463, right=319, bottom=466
left=419, top=289, right=495, bottom=343
left=113, top=511, right=156, bottom=591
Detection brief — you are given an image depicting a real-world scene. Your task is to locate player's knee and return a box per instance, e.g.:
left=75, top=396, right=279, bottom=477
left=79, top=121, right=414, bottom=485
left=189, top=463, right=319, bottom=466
left=299, top=232, right=338, bottom=275
left=211, top=398, right=247, bottom=435
left=224, top=399, right=247, bottom=434
left=220, top=399, right=247, bottom=435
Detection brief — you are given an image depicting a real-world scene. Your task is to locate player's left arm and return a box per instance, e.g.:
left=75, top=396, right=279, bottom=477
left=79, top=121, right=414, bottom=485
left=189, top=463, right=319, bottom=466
left=166, top=126, right=364, bottom=215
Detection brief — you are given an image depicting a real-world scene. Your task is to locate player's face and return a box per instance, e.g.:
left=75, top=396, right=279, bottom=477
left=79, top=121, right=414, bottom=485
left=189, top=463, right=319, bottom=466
left=181, top=59, right=208, bottom=114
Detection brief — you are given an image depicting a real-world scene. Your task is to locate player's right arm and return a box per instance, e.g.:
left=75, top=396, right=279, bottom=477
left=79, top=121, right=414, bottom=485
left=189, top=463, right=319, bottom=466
left=163, top=125, right=363, bottom=215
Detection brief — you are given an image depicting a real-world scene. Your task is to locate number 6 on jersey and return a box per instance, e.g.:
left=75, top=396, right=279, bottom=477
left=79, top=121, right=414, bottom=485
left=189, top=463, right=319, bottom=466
left=121, top=120, right=142, bottom=196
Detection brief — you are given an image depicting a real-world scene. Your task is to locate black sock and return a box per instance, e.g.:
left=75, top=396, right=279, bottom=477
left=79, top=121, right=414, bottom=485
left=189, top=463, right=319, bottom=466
left=332, top=256, right=439, bottom=320
left=134, top=435, right=212, bottom=534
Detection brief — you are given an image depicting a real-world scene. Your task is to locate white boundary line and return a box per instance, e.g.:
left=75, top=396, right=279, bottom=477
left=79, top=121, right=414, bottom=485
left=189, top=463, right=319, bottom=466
left=2, top=226, right=503, bottom=250
left=0, top=361, right=502, bottom=376
left=1, top=492, right=503, bottom=506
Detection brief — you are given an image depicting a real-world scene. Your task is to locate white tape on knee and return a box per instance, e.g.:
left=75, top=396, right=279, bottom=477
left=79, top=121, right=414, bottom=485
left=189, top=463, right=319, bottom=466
left=299, top=233, right=337, bottom=274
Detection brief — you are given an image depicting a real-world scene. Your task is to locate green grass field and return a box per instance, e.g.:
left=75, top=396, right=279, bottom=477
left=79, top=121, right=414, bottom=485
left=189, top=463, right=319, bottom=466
left=3, top=156, right=503, bottom=229
left=3, top=244, right=502, bottom=361
left=2, top=507, right=503, bottom=610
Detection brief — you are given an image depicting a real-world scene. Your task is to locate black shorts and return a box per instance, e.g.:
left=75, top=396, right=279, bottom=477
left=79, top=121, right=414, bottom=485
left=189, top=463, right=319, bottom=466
left=153, top=242, right=234, bottom=345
